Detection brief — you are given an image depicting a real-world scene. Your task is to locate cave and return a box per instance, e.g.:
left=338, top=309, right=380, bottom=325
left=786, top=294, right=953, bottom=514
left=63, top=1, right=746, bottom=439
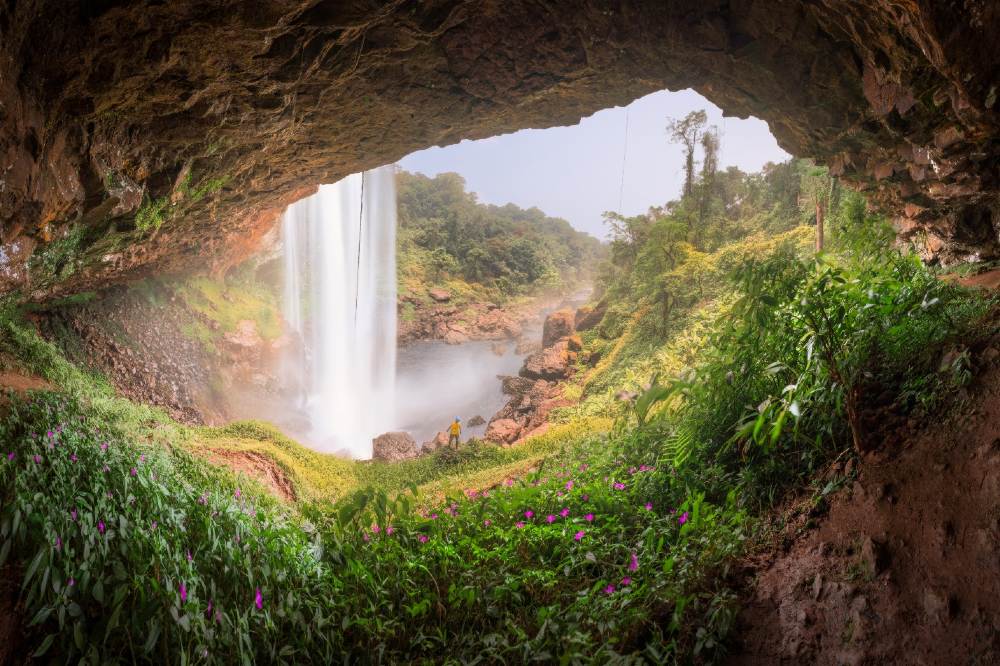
left=2, top=0, right=999, bottom=300
left=1, top=2, right=1000, bottom=663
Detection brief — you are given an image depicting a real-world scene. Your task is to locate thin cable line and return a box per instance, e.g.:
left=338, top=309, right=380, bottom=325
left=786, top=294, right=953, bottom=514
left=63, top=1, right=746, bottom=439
left=618, top=106, right=630, bottom=213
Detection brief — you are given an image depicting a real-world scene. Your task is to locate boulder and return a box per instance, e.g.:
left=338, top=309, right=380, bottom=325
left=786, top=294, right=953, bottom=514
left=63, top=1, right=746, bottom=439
left=443, top=330, right=469, bottom=345
left=372, top=432, right=419, bottom=461
left=542, top=309, right=576, bottom=348
left=485, top=418, right=522, bottom=444
left=421, top=431, right=450, bottom=454
left=428, top=289, right=451, bottom=303
left=467, top=415, right=486, bottom=427
left=520, top=340, right=574, bottom=381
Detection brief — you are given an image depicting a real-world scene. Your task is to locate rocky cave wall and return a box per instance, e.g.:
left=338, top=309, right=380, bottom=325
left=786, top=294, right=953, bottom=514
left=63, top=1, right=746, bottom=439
left=1, top=0, right=998, bottom=300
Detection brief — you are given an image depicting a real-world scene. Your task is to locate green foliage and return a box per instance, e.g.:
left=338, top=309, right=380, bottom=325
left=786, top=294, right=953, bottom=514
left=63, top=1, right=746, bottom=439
left=31, top=226, right=88, bottom=280
left=134, top=195, right=170, bottom=234
left=397, top=171, right=604, bottom=299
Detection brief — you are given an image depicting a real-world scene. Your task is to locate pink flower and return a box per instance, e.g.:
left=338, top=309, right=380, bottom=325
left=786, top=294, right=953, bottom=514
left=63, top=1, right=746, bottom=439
left=186, top=550, right=193, bottom=562
left=579, top=464, right=588, bottom=471
left=54, top=536, right=61, bottom=550
left=70, top=509, right=77, bottom=521
left=100, top=442, right=108, bottom=452
left=505, top=478, right=514, bottom=487
left=386, top=526, right=395, bottom=535
left=483, top=520, right=491, bottom=527
left=70, top=453, right=77, bottom=463
left=515, top=521, right=525, bottom=529
left=565, top=480, right=574, bottom=491
left=679, top=511, right=689, bottom=525
left=362, top=533, right=370, bottom=542
left=180, top=582, right=188, bottom=602
left=574, top=530, right=585, bottom=541
left=33, top=454, right=41, bottom=464
left=584, top=513, right=594, bottom=522
left=644, top=502, right=653, bottom=511
left=139, top=454, right=145, bottom=463
left=97, top=521, right=105, bottom=535
left=67, top=578, right=75, bottom=587
left=621, top=577, right=632, bottom=586
left=429, top=513, right=438, bottom=520
left=151, top=521, right=158, bottom=530
left=254, top=587, right=263, bottom=610
left=130, top=467, right=137, bottom=477
left=613, top=482, right=626, bottom=490
left=582, top=494, right=589, bottom=502
left=5, top=452, right=13, bottom=461
left=546, top=514, right=556, bottom=523
left=524, top=510, right=534, bottom=520
left=629, top=552, right=639, bottom=572
left=371, top=524, right=381, bottom=534
left=604, top=584, right=615, bottom=595
left=418, top=535, right=429, bottom=543
left=234, top=489, right=241, bottom=499
left=560, top=508, right=570, bottom=518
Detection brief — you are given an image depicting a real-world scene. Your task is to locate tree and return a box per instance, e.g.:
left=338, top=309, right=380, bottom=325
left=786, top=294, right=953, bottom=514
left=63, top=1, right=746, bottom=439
left=666, top=110, right=708, bottom=199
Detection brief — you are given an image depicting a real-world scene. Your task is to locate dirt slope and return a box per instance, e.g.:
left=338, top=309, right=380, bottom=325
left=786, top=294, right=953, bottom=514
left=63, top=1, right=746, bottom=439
left=731, top=357, right=1000, bottom=664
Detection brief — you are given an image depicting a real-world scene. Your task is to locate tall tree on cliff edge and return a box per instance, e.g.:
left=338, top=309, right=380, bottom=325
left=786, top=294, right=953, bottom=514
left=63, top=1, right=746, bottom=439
left=666, top=110, right=708, bottom=199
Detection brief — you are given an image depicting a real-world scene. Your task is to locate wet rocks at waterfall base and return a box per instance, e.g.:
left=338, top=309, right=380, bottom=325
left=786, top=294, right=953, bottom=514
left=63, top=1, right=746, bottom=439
left=372, top=432, right=420, bottom=462
left=485, top=309, right=578, bottom=445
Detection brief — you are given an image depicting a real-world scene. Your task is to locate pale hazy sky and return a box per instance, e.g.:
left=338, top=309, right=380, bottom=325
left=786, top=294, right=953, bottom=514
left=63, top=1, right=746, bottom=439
left=399, top=89, right=790, bottom=239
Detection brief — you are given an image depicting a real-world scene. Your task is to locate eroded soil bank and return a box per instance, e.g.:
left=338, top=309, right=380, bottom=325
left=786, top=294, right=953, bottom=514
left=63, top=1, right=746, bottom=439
left=731, top=339, right=1000, bottom=664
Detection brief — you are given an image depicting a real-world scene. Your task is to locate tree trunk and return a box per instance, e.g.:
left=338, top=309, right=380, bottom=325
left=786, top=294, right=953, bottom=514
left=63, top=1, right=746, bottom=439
left=815, top=201, right=824, bottom=252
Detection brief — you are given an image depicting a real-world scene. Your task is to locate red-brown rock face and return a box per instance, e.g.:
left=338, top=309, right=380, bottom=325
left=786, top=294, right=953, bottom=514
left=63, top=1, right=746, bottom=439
left=2, top=1, right=998, bottom=301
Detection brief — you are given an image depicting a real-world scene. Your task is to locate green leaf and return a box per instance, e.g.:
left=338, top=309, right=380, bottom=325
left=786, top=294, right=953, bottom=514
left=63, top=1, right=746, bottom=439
left=32, top=634, right=56, bottom=658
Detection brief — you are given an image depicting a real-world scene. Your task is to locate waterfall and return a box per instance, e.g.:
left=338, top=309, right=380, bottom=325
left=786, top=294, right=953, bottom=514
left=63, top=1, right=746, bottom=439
left=280, top=165, right=397, bottom=459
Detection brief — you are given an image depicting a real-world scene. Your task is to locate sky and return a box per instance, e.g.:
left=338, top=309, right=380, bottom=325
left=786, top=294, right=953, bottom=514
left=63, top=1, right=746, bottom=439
left=399, top=88, right=790, bottom=239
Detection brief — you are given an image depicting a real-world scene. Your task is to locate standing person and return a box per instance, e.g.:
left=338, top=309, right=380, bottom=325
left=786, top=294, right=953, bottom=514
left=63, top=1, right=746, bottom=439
left=448, top=417, right=462, bottom=446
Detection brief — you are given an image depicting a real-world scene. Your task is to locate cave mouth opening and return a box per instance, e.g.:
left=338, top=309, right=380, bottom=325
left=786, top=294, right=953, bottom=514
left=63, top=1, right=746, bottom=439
left=235, top=87, right=794, bottom=459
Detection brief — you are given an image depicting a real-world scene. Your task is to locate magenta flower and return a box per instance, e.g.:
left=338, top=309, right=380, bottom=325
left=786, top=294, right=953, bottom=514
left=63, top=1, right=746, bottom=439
left=565, top=480, right=574, bottom=490
left=198, top=494, right=207, bottom=505
left=97, top=521, right=105, bottom=535
left=67, top=578, right=75, bottom=587
left=483, top=520, right=491, bottom=528
left=629, top=467, right=637, bottom=474
left=386, top=525, right=395, bottom=535
left=254, top=587, right=263, bottom=610
left=5, top=452, right=13, bottom=461
left=418, top=535, right=429, bottom=543
left=206, top=599, right=213, bottom=619
left=560, top=508, right=570, bottom=518
left=186, top=550, right=193, bottom=562
left=582, top=494, right=589, bottom=502
left=54, top=536, right=62, bottom=550
left=429, top=513, right=438, bottom=520
left=574, top=530, right=585, bottom=541
left=130, top=467, right=137, bottom=477
left=33, top=454, right=41, bottom=464
left=515, top=521, right=525, bottom=529
left=621, top=577, right=632, bottom=586
left=505, top=478, right=514, bottom=487
left=100, top=442, right=108, bottom=452
left=46, top=431, right=53, bottom=438
left=524, top=510, right=534, bottom=520
left=613, top=482, right=626, bottom=490
left=180, top=582, right=188, bottom=603
left=629, top=552, right=639, bottom=572
left=679, top=511, right=689, bottom=525
left=151, top=521, right=158, bottom=530
left=604, top=584, right=615, bottom=595
left=70, top=509, right=77, bottom=521
left=139, top=454, right=145, bottom=463
left=234, top=488, right=241, bottom=499
left=644, top=502, right=653, bottom=511
left=361, top=533, right=370, bottom=542
left=584, top=513, right=594, bottom=522
left=371, top=524, right=381, bottom=534
left=579, top=464, right=588, bottom=471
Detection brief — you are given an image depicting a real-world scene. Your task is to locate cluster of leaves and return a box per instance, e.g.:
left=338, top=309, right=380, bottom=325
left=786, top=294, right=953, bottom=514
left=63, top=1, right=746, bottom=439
left=397, top=170, right=605, bottom=298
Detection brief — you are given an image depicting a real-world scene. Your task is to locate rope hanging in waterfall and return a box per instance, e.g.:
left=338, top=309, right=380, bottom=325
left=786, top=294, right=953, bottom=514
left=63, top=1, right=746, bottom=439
left=354, top=171, right=365, bottom=326
left=618, top=105, right=630, bottom=213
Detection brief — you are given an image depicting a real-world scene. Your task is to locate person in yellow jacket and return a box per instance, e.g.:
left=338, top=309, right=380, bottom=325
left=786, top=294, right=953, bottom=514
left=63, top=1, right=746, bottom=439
left=448, top=417, right=462, bottom=446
